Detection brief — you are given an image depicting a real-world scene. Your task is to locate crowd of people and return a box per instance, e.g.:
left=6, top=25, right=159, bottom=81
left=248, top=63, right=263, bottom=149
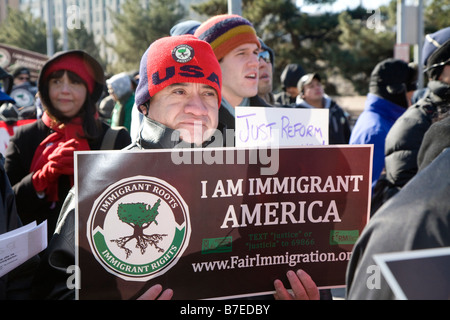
left=0, top=13, right=449, bottom=300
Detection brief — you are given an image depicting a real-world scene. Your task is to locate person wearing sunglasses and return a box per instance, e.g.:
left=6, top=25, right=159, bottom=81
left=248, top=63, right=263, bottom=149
left=12, top=67, right=31, bottom=86
left=257, top=38, right=277, bottom=106
left=10, top=66, right=38, bottom=109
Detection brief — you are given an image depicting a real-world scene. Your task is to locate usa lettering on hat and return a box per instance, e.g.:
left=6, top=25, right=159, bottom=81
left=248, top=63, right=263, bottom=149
left=135, top=35, right=222, bottom=109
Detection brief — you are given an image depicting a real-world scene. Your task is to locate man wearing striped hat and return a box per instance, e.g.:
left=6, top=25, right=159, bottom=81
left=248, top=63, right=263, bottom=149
left=194, top=14, right=271, bottom=137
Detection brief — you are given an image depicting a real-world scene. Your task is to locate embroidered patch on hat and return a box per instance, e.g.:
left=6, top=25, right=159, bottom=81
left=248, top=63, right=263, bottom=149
left=172, top=44, right=194, bottom=63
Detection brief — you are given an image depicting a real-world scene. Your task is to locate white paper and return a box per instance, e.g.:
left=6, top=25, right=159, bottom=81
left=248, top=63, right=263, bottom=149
left=0, top=220, right=48, bottom=277
left=235, top=106, right=329, bottom=147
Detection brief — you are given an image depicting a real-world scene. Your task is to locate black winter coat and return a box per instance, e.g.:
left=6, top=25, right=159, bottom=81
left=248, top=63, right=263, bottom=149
left=346, top=148, right=450, bottom=299
left=383, top=80, right=450, bottom=195
left=0, top=154, right=40, bottom=300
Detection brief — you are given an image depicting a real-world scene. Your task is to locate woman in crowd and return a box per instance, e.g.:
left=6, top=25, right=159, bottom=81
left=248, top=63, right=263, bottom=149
left=4, top=50, right=131, bottom=240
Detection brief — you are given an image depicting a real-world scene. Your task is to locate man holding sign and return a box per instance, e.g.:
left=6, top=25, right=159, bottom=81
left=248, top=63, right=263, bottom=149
left=33, top=35, right=371, bottom=301
left=31, top=35, right=223, bottom=299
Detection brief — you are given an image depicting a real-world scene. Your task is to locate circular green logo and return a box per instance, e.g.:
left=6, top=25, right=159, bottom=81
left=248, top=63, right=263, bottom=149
left=87, top=176, right=190, bottom=281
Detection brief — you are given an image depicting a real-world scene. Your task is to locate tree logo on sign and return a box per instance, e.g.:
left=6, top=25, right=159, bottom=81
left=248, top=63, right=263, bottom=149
left=87, top=176, right=191, bottom=282
left=111, top=200, right=167, bottom=258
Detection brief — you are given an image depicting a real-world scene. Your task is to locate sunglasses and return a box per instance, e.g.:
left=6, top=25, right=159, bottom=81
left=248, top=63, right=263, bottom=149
left=423, top=58, right=450, bottom=72
left=258, top=50, right=271, bottom=64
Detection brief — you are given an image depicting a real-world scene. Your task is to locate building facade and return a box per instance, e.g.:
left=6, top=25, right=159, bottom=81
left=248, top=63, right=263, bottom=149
left=2, top=0, right=206, bottom=62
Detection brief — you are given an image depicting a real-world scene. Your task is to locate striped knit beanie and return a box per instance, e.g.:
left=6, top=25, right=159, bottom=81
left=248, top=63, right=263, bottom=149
left=134, top=35, right=222, bottom=109
left=194, top=14, right=260, bottom=61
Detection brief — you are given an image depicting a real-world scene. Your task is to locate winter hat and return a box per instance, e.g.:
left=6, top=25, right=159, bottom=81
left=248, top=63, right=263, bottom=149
left=12, top=66, right=30, bottom=79
left=425, top=39, right=450, bottom=80
left=170, top=20, right=201, bottom=36
left=39, top=50, right=104, bottom=101
left=280, top=63, right=305, bottom=90
left=369, top=58, right=418, bottom=108
left=134, top=35, right=222, bottom=110
left=194, top=14, right=260, bottom=61
left=422, top=27, right=450, bottom=67
left=259, top=38, right=274, bottom=65
left=106, top=72, right=132, bottom=100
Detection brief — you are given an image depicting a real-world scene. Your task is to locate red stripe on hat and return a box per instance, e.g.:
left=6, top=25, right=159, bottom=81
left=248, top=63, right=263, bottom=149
left=43, top=54, right=95, bottom=93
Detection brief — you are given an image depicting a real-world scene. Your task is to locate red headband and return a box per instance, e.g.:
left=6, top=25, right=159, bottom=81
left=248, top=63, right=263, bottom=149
left=43, top=54, right=96, bottom=93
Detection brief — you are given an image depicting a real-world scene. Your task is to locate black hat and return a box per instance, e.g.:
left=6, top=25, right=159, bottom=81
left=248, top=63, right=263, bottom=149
left=12, top=66, right=30, bottom=79
left=280, top=64, right=305, bottom=90
left=369, top=58, right=418, bottom=108
left=424, top=39, right=450, bottom=80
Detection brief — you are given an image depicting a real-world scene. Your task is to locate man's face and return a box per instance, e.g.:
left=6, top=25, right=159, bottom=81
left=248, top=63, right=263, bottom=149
left=258, top=50, right=273, bottom=96
left=302, top=78, right=324, bottom=103
left=146, top=82, right=219, bottom=145
left=439, top=64, right=450, bottom=84
left=220, top=43, right=259, bottom=107
left=14, top=73, right=30, bottom=85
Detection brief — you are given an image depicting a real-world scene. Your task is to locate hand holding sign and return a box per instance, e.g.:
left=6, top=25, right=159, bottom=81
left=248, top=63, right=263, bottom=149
left=274, top=269, right=320, bottom=300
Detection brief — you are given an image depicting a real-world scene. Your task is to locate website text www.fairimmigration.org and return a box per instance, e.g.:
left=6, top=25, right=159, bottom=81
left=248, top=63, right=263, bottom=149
left=191, top=250, right=351, bottom=272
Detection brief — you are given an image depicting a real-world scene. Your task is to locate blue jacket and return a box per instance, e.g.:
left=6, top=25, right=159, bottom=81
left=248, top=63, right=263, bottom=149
left=0, top=90, right=14, bottom=103
left=350, top=93, right=406, bottom=188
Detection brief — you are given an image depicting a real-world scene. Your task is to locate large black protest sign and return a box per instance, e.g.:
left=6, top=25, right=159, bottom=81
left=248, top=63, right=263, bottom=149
left=76, top=145, right=372, bottom=299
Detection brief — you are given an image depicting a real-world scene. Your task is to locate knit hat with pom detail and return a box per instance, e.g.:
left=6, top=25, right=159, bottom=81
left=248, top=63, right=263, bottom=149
left=194, top=14, right=260, bottom=61
left=134, top=35, right=222, bottom=110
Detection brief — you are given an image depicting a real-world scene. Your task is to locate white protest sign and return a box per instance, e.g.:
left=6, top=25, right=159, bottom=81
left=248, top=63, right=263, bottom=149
left=0, top=220, right=47, bottom=277
left=235, top=106, right=329, bottom=147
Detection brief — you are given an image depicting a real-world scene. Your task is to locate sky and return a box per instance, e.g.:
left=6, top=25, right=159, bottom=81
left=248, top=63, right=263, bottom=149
left=297, top=0, right=393, bottom=13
